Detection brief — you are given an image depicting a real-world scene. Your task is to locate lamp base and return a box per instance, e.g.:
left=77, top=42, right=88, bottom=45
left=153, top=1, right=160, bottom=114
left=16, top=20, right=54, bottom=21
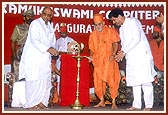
left=70, top=99, right=84, bottom=109
left=70, top=103, right=84, bottom=109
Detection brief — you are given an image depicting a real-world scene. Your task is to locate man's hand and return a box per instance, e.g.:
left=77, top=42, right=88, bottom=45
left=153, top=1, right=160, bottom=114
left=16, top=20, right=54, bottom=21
left=88, top=56, right=93, bottom=63
left=47, top=47, right=59, bottom=56
left=115, top=50, right=125, bottom=62
left=109, top=54, right=116, bottom=61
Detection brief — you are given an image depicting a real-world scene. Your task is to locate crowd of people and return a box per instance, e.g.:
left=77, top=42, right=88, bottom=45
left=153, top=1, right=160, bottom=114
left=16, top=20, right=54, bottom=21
left=9, top=6, right=164, bottom=111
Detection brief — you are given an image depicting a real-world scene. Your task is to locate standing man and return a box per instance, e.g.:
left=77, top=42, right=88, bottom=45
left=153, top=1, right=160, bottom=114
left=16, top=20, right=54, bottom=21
left=89, top=13, right=121, bottom=109
left=56, top=22, right=74, bottom=53
left=19, top=6, right=59, bottom=109
left=149, top=26, right=164, bottom=74
left=108, top=8, right=157, bottom=111
left=10, top=9, right=34, bottom=77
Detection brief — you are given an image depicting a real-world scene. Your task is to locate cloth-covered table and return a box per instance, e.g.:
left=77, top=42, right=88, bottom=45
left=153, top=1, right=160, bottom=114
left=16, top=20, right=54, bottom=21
left=59, top=53, right=90, bottom=106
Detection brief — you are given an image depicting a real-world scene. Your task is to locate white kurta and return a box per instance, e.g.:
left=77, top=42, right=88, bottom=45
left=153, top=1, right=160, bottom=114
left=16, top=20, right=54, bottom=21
left=18, top=17, right=56, bottom=108
left=119, top=18, right=157, bottom=86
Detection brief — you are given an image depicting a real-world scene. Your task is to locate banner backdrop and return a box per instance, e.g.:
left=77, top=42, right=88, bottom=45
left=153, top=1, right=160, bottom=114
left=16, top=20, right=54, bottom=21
left=3, top=2, right=164, bottom=64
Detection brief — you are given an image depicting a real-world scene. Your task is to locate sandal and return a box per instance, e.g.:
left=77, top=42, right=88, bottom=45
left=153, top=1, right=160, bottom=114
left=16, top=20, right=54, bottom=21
left=37, top=102, right=48, bottom=109
left=126, top=107, right=141, bottom=111
left=28, top=105, right=40, bottom=110
left=143, top=108, right=151, bottom=111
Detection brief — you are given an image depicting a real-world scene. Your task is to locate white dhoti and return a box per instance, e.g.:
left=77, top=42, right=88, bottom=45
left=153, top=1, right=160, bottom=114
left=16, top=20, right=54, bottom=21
left=24, top=80, right=52, bottom=108
left=11, top=81, right=26, bottom=107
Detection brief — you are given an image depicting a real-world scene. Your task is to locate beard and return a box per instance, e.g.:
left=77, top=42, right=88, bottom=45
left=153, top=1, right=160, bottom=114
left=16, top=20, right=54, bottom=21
left=152, top=32, right=159, bottom=39
left=152, top=35, right=159, bottom=39
left=26, top=19, right=33, bottom=25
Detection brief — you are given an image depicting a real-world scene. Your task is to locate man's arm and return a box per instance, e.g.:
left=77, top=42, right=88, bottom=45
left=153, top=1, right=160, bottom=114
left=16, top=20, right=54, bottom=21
left=88, top=50, right=94, bottom=62
left=10, top=40, right=17, bottom=60
left=110, top=42, right=118, bottom=61
left=10, top=26, right=19, bottom=61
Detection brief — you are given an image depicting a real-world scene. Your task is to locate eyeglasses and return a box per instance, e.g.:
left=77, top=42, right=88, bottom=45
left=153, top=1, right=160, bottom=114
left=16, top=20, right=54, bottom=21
left=42, top=12, right=52, bottom=18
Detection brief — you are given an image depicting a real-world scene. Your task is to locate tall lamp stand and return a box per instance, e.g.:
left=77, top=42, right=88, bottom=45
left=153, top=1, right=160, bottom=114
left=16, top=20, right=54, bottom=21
left=70, top=53, right=85, bottom=109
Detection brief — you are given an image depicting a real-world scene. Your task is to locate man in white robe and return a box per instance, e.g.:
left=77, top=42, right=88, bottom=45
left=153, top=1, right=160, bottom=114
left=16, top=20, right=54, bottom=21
left=18, top=6, right=59, bottom=109
left=108, top=8, right=157, bottom=111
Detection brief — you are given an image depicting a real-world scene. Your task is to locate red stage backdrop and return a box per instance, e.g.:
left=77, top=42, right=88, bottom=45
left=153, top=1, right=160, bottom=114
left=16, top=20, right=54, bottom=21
left=3, top=3, right=164, bottom=65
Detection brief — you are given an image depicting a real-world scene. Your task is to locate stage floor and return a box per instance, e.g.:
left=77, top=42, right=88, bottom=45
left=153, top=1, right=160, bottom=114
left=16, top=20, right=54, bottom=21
left=3, top=102, right=165, bottom=113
